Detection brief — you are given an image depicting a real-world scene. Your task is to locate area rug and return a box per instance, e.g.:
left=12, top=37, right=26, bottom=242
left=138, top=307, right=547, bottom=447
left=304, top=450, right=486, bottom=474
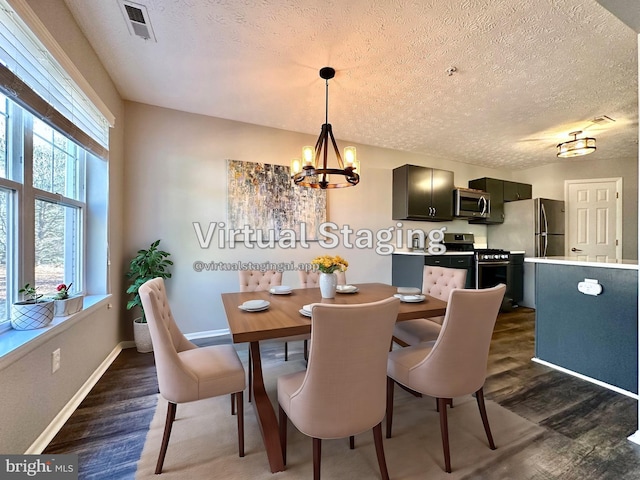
left=136, top=359, right=544, bottom=479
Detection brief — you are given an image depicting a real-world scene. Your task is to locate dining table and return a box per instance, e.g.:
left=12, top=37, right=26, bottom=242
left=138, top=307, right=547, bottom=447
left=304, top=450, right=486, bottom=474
left=221, top=282, right=447, bottom=473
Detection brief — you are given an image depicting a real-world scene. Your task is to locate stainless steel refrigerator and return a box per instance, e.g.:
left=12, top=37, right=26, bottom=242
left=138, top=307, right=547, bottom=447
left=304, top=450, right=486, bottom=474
left=487, top=198, right=565, bottom=308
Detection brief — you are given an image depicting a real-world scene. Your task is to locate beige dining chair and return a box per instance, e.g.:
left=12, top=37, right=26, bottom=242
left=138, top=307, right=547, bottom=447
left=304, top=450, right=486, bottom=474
left=392, top=265, right=467, bottom=347
left=139, top=278, right=246, bottom=474
left=298, top=270, right=347, bottom=288
left=278, top=296, right=401, bottom=480
left=386, top=284, right=506, bottom=473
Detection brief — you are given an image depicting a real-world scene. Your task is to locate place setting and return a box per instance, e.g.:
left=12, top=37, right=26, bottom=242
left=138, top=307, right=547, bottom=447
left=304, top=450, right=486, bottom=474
left=336, top=284, right=358, bottom=294
left=238, top=299, right=270, bottom=312
left=269, top=285, right=293, bottom=295
left=299, top=304, right=313, bottom=317
left=394, top=286, right=426, bottom=303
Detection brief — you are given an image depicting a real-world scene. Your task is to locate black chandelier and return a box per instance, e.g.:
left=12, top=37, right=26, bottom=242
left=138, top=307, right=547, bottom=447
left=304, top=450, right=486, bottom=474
left=290, top=67, right=360, bottom=189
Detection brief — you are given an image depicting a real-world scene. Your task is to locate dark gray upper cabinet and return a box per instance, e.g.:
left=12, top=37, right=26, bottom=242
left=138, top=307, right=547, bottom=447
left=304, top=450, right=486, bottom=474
left=503, top=181, right=532, bottom=202
left=393, top=165, right=454, bottom=221
left=468, top=177, right=532, bottom=224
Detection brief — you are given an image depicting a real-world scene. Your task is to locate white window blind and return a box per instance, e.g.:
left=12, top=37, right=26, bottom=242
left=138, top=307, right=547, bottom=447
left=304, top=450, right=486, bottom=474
left=0, top=0, right=112, bottom=157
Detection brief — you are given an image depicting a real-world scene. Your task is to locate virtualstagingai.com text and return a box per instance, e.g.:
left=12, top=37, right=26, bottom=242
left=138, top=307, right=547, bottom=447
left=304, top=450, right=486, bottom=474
left=192, top=221, right=448, bottom=256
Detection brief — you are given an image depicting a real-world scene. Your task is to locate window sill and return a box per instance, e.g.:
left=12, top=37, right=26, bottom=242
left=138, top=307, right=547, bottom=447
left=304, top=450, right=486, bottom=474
left=0, top=295, right=111, bottom=370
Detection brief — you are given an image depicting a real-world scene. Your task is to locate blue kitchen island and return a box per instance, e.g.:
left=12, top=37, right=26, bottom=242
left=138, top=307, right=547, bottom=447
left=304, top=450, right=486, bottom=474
left=526, top=257, right=638, bottom=396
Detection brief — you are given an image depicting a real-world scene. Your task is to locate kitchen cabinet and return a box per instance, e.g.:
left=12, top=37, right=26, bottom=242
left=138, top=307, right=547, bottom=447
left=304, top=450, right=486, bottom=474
left=393, top=165, right=454, bottom=221
left=468, top=178, right=532, bottom=224
left=507, top=253, right=524, bottom=305
left=503, top=181, right=532, bottom=202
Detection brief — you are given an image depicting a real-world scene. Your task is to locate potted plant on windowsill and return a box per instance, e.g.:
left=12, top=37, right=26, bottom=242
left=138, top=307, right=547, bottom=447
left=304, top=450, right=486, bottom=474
left=126, top=239, right=173, bottom=353
left=11, top=283, right=55, bottom=330
left=53, top=283, right=83, bottom=317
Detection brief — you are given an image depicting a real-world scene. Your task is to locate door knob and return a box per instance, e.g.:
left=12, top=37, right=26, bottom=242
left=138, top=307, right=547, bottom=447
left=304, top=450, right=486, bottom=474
left=571, top=247, right=582, bottom=252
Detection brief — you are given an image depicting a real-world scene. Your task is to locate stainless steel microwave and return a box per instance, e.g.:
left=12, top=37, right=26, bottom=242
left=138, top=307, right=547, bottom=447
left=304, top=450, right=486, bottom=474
left=453, top=188, right=490, bottom=218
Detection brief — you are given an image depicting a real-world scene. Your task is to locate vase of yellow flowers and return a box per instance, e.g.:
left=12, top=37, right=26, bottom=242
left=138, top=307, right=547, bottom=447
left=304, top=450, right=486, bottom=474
left=311, top=255, right=349, bottom=299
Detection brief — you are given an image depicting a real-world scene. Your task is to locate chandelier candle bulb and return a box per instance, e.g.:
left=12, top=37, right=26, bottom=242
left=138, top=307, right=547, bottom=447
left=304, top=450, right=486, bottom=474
left=291, top=158, right=302, bottom=175
left=344, top=146, right=357, bottom=168
left=302, top=146, right=315, bottom=167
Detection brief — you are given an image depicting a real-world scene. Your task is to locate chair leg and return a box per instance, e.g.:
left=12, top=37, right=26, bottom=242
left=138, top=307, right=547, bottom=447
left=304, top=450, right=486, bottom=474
left=475, top=387, right=496, bottom=450
left=436, top=397, right=453, bottom=412
left=386, top=376, right=394, bottom=439
left=155, top=401, right=177, bottom=474
left=373, top=423, right=390, bottom=480
left=248, top=346, right=252, bottom=403
left=437, top=397, right=452, bottom=473
left=231, top=393, right=236, bottom=415
left=237, top=391, right=244, bottom=457
left=313, top=437, right=322, bottom=480
left=279, top=405, right=288, bottom=465
left=303, top=339, right=309, bottom=361
left=349, top=436, right=355, bottom=449
left=285, top=342, right=289, bottom=361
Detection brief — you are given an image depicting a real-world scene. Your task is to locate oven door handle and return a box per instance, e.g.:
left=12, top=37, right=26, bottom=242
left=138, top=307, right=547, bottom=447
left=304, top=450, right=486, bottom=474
left=476, top=261, right=510, bottom=266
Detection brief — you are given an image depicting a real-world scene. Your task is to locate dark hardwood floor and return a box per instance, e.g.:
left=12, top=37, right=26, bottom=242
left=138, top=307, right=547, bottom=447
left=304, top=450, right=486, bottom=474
left=44, top=308, right=640, bottom=479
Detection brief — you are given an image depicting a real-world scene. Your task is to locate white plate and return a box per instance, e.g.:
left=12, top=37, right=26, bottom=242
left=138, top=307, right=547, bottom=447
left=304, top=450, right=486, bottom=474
left=397, top=286, right=421, bottom=295
left=302, top=304, right=313, bottom=314
left=270, top=286, right=292, bottom=295
left=299, top=308, right=312, bottom=317
left=241, top=299, right=270, bottom=309
left=393, top=294, right=425, bottom=303
left=336, top=285, right=358, bottom=293
left=238, top=304, right=270, bottom=312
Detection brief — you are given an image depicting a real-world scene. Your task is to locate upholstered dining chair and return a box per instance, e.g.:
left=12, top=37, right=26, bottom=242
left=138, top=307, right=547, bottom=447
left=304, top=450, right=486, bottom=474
left=139, top=278, right=246, bottom=474
left=239, top=269, right=306, bottom=362
left=386, top=284, right=506, bottom=473
left=297, top=269, right=347, bottom=288
left=392, top=265, right=467, bottom=347
left=278, top=297, right=401, bottom=480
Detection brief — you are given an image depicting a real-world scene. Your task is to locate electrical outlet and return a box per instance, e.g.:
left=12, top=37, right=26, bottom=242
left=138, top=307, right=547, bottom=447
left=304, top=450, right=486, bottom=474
left=52, top=348, right=61, bottom=373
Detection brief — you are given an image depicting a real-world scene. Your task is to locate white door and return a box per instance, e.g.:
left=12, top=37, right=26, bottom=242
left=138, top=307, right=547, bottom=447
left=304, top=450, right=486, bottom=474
left=565, top=178, right=622, bottom=261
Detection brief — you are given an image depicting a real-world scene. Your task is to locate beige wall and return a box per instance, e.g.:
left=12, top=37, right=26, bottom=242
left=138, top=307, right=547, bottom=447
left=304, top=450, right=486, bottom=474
left=123, top=102, right=503, bottom=334
left=0, top=0, right=125, bottom=454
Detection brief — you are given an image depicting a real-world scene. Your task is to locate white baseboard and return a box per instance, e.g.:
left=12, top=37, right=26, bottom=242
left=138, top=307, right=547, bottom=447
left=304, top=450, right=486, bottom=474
left=628, top=431, right=640, bottom=445
left=25, top=342, right=127, bottom=454
left=531, top=357, right=638, bottom=400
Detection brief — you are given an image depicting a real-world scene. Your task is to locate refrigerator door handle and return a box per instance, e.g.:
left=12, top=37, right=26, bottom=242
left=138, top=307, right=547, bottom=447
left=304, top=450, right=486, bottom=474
left=540, top=203, right=549, bottom=256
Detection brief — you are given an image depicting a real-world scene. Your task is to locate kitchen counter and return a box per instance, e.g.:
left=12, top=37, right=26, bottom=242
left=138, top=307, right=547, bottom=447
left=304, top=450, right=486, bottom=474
left=531, top=259, right=638, bottom=396
left=393, top=249, right=474, bottom=256
left=525, top=256, right=638, bottom=270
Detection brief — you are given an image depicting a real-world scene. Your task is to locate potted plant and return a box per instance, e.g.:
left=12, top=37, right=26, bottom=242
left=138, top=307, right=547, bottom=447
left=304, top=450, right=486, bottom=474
left=126, top=239, right=173, bottom=353
left=11, top=283, right=55, bottom=330
left=53, top=282, right=84, bottom=317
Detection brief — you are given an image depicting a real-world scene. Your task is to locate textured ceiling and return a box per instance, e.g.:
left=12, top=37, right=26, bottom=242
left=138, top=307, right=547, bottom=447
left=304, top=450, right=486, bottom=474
left=62, top=0, right=638, bottom=170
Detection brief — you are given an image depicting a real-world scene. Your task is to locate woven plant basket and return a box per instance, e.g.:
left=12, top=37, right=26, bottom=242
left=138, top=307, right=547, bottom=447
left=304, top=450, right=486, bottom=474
left=11, top=301, right=54, bottom=330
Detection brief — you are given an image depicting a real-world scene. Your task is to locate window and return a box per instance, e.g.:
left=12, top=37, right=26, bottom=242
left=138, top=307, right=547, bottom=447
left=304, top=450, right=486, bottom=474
left=0, top=91, right=88, bottom=328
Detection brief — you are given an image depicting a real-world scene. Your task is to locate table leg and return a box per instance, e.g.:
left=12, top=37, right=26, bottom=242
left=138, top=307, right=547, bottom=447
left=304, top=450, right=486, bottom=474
left=249, top=341, right=285, bottom=473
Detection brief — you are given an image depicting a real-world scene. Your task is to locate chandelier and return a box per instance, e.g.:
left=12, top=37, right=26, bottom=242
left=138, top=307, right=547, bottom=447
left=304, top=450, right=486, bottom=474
left=557, top=131, right=596, bottom=158
left=291, top=67, right=360, bottom=189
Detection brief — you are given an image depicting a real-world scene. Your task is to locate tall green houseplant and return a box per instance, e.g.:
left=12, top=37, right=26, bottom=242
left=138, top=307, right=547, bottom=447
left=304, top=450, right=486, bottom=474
left=126, top=239, right=173, bottom=322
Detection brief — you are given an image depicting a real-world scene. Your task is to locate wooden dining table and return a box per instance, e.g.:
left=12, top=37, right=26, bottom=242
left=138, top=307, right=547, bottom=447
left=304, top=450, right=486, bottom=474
left=221, top=282, right=447, bottom=473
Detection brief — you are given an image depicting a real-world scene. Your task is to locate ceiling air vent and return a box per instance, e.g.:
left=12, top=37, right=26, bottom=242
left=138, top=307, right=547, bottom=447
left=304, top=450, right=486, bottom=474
left=118, top=1, right=157, bottom=42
